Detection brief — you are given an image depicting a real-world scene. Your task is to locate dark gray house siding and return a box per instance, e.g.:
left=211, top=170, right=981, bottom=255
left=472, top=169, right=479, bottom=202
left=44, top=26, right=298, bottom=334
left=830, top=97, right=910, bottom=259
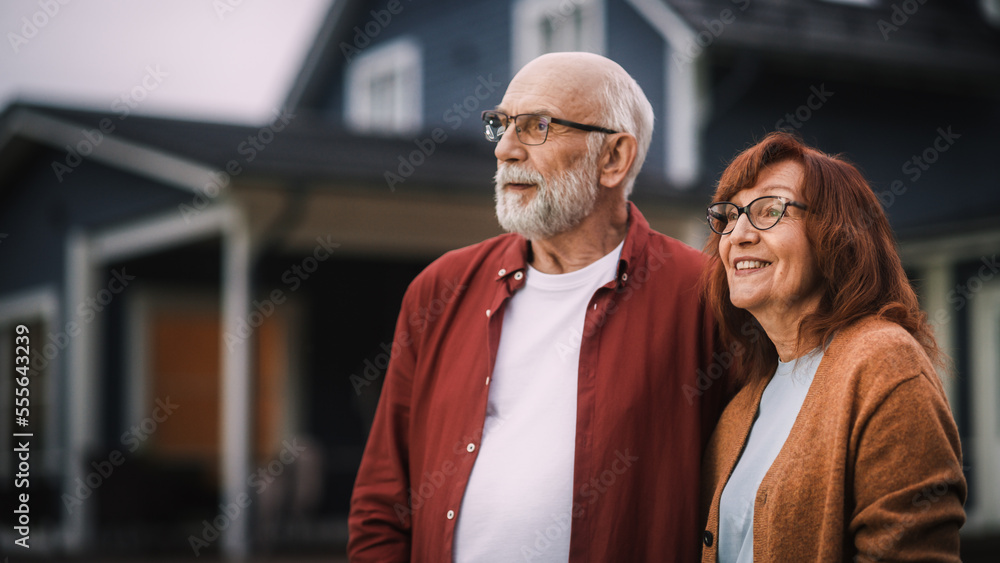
left=0, top=146, right=192, bottom=297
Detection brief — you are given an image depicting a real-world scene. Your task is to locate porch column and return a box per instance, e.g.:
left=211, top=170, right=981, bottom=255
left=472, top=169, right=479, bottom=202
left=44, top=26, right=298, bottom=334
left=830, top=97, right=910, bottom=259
left=921, top=258, right=958, bottom=409
left=220, top=206, right=254, bottom=559
left=63, top=229, right=99, bottom=551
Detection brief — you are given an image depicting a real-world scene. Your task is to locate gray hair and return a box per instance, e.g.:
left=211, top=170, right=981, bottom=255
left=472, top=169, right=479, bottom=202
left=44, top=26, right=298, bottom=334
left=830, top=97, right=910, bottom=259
left=589, top=70, right=655, bottom=198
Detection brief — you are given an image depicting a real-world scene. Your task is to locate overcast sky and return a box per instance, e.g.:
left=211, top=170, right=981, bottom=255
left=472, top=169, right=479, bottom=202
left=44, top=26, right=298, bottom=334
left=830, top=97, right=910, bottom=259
left=0, top=0, right=333, bottom=124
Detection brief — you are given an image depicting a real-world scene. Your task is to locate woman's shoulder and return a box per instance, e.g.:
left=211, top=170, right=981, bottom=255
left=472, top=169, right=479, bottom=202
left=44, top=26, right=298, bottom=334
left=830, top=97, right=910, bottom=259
left=832, top=317, right=924, bottom=356
left=820, top=316, right=944, bottom=402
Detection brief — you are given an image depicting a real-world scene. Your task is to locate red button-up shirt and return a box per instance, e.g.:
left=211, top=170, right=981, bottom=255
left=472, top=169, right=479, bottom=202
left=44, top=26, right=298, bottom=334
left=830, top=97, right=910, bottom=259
left=348, top=203, right=726, bottom=562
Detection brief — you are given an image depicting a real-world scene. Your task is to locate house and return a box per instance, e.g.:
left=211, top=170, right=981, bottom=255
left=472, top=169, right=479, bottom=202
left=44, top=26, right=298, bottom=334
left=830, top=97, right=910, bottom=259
left=0, top=0, right=997, bottom=558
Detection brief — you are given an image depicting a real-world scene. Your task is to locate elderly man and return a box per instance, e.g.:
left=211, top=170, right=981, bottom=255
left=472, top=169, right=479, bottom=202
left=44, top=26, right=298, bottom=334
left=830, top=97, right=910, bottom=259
left=348, top=52, right=725, bottom=562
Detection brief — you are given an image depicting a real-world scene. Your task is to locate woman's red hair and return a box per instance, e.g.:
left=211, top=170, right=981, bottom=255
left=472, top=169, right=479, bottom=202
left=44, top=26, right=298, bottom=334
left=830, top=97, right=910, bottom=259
left=704, top=131, right=940, bottom=385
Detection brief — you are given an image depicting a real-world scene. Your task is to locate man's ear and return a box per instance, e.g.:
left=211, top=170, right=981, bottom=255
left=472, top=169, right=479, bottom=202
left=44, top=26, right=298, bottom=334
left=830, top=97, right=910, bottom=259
left=598, top=133, right=638, bottom=189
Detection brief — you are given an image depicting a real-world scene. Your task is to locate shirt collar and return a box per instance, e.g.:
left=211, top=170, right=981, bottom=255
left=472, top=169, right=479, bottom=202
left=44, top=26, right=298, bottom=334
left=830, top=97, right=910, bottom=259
left=494, top=202, right=653, bottom=290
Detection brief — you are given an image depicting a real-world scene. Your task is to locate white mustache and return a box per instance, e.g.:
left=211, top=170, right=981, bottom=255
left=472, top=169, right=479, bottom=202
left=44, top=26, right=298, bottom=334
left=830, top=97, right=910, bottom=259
left=495, top=164, right=545, bottom=188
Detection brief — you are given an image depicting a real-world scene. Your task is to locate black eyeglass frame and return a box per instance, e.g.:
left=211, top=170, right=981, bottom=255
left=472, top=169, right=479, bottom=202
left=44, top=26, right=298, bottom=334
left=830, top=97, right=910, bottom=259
left=481, top=110, right=618, bottom=145
left=707, top=195, right=809, bottom=235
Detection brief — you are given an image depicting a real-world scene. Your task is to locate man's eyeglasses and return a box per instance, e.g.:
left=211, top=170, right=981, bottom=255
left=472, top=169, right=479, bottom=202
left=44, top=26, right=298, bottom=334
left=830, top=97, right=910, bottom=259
left=707, top=196, right=809, bottom=235
left=481, top=110, right=618, bottom=146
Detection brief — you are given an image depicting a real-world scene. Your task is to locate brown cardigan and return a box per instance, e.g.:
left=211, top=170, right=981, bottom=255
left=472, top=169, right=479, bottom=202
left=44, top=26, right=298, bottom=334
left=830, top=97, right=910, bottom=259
left=700, top=317, right=966, bottom=562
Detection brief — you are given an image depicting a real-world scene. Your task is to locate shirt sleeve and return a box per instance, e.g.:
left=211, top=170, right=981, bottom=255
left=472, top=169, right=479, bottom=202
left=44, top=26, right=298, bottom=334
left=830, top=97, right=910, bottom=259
left=347, top=284, right=420, bottom=562
left=699, top=300, right=730, bottom=449
left=849, top=373, right=967, bottom=563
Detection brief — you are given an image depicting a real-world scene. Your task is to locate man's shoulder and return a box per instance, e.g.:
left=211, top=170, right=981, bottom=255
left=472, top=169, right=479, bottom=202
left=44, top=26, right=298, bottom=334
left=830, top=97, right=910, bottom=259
left=407, top=233, right=523, bottom=293
left=426, top=233, right=522, bottom=275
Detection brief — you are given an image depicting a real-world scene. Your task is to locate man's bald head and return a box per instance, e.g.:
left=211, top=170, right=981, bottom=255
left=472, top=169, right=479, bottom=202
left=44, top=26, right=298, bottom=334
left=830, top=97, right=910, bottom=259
left=502, top=52, right=654, bottom=196
left=510, top=52, right=628, bottom=107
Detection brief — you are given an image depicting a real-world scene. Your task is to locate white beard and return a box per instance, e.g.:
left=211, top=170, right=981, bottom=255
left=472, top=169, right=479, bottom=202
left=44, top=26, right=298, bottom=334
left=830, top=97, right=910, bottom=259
left=494, top=150, right=601, bottom=240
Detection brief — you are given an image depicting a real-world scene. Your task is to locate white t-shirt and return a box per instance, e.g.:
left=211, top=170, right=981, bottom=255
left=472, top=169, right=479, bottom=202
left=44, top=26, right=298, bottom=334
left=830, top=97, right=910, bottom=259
left=453, top=241, right=623, bottom=563
left=717, top=347, right=825, bottom=563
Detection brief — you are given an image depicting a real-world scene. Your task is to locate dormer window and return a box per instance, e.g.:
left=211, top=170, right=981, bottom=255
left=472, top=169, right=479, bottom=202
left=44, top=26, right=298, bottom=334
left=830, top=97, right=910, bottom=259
left=512, top=0, right=605, bottom=73
left=345, top=37, right=422, bottom=136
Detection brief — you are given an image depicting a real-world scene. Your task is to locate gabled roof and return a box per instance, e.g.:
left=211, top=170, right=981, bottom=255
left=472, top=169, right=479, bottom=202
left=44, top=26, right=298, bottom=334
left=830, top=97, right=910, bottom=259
left=283, top=0, right=367, bottom=112
left=285, top=0, right=1000, bottom=117
left=0, top=102, right=497, bottom=195
left=667, top=0, right=1000, bottom=79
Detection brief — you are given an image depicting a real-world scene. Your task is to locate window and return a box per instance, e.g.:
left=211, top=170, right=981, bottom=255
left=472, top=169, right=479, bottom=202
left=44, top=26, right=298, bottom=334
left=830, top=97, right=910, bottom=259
left=345, top=37, right=422, bottom=136
left=512, top=0, right=606, bottom=73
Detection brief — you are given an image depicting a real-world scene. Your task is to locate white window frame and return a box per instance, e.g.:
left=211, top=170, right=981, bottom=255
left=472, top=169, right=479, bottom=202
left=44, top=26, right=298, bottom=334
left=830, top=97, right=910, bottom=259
left=512, top=0, right=606, bottom=74
left=345, top=37, right=423, bottom=136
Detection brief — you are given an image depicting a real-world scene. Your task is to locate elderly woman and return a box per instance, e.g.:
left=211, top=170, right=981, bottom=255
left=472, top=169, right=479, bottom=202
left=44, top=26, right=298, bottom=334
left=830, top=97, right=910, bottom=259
left=699, top=132, right=966, bottom=562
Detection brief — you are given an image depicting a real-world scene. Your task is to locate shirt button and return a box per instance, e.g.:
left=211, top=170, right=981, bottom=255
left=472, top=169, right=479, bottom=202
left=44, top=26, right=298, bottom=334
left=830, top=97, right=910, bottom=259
left=466, top=443, right=476, bottom=453
left=486, top=309, right=491, bottom=317
left=485, top=376, right=491, bottom=386
left=621, top=272, right=628, bottom=282
left=514, top=271, right=524, bottom=280
left=447, top=510, right=455, bottom=520
left=498, top=268, right=506, bottom=276
left=703, top=530, right=713, bottom=547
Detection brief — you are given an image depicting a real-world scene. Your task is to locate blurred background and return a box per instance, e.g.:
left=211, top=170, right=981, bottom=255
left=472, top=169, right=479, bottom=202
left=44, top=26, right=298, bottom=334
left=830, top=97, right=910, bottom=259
left=0, top=0, right=998, bottom=560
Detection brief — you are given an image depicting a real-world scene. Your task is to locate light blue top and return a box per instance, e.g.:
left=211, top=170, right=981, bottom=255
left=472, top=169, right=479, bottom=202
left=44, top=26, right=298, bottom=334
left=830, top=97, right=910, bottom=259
left=717, top=348, right=825, bottom=563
